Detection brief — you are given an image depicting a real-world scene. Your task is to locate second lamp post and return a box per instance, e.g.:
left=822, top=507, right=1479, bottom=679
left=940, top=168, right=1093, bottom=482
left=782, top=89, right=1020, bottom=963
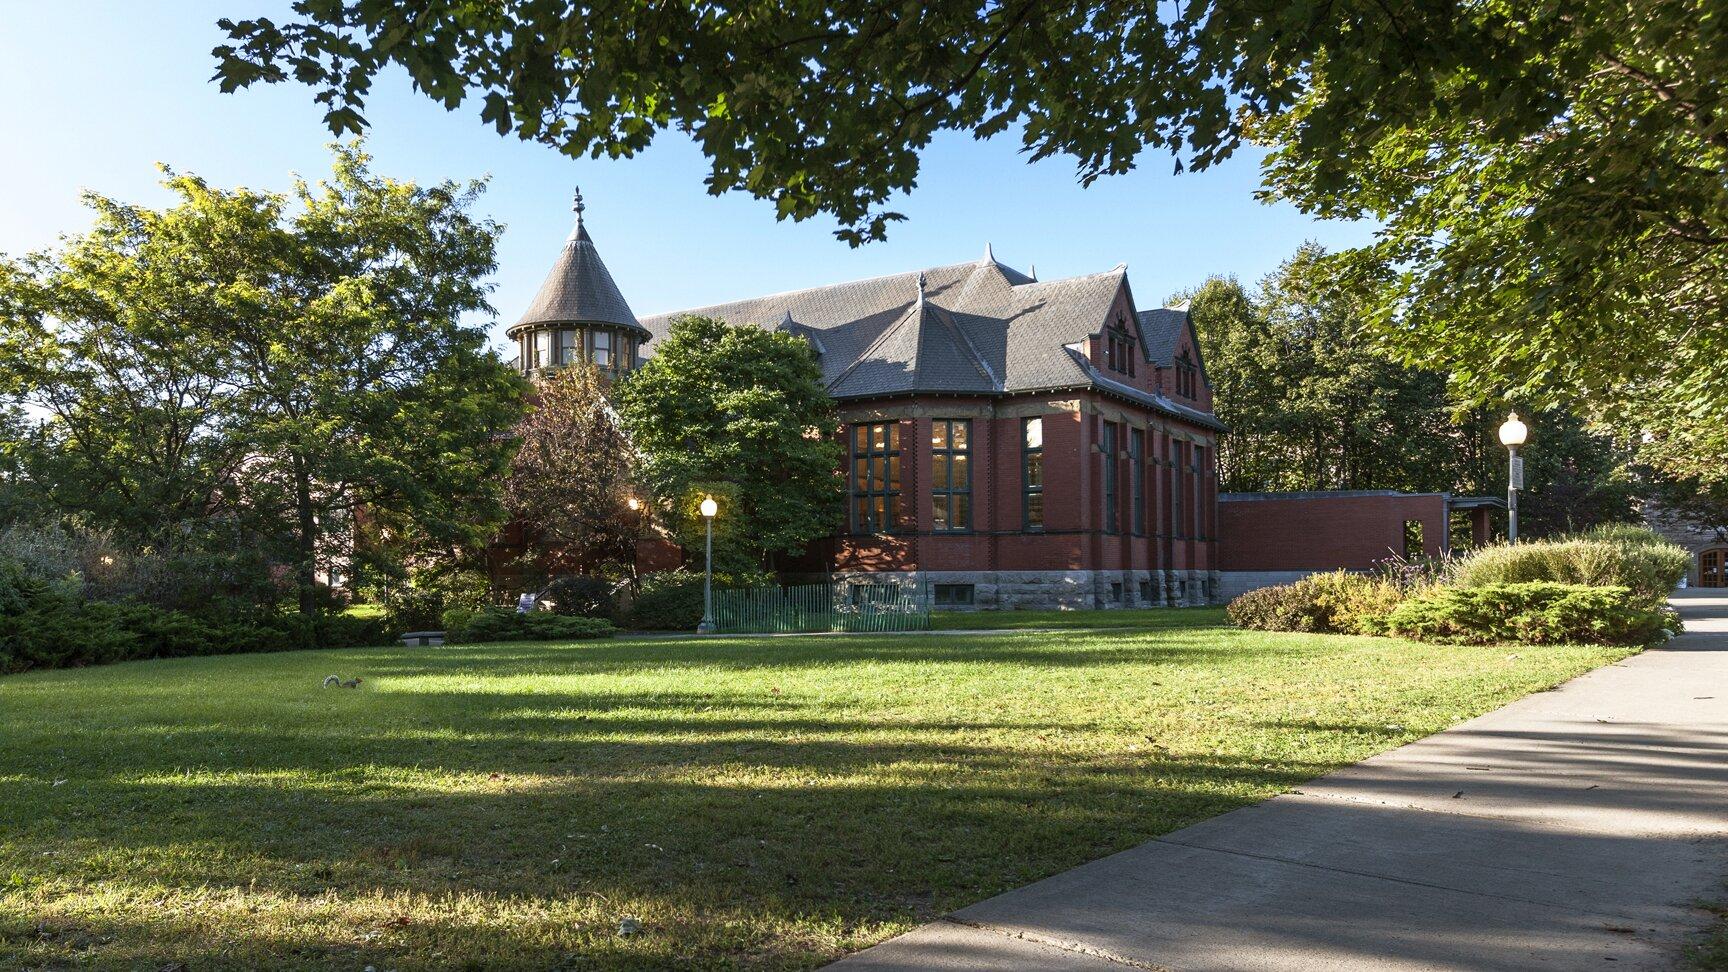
left=697, top=494, right=718, bottom=633
left=1498, top=412, right=1529, bottom=542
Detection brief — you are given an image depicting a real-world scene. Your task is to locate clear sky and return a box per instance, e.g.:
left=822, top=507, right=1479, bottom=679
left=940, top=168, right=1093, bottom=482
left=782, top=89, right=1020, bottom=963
left=1, top=2, right=1376, bottom=350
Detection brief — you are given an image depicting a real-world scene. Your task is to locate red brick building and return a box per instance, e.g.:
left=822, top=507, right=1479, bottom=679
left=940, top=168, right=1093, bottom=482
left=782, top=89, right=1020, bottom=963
left=511, top=197, right=1224, bottom=608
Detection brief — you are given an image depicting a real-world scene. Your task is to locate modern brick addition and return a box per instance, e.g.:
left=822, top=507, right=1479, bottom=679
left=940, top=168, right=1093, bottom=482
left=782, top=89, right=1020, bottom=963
left=1217, top=490, right=1497, bottom=598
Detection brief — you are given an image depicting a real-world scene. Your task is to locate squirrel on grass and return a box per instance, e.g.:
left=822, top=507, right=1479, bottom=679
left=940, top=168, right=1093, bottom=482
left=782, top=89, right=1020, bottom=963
left=322, top=675, right=363, bottom=689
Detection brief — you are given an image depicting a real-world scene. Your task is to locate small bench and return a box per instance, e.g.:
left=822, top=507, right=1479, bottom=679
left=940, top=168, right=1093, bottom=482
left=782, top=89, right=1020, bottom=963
left=401, top=631, right=445, bottom=647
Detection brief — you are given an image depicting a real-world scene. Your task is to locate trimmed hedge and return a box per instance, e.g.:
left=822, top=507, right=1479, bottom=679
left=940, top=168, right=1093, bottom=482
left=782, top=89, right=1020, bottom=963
left=1226, top=571, right=1405, bottom=635
left=1386, top=582, right=1676, bottom=646
left=625, top=572, right=707, bottom=630
left=445, top=607, right=615, bottom=643
left=1449, top=532, right=1688, bottom=605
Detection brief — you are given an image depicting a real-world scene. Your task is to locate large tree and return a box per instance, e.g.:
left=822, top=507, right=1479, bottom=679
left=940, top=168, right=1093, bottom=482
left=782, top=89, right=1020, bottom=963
left=0, top=145, right=527, bottom=623
left=615, top=315, right=841, bottom=572
left=1189, top=246, right=1640, bottom=537
left=212, top=0, right=1725, bottom=477
left=504, top=363, right=642, bottom=578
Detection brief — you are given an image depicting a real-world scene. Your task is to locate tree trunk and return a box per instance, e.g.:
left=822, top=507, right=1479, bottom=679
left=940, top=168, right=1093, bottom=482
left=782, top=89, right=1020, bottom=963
left=293, top=457, right=319, bottom=649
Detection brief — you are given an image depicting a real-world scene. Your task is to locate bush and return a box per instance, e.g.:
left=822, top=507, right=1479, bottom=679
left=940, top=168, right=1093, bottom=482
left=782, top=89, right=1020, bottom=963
left=1226, top=571, right=1405, bottom=635
left=542, top=575, right=617, bottom=620
left=1450, top=532, right=1689, bottom=605
left=625, top=572, right=707, bottom=630
left=1386, top=582, right=1673, bottom=646
left=448, top=606, right=615, bottom=643
left=378, top=568, right=490, bottom=635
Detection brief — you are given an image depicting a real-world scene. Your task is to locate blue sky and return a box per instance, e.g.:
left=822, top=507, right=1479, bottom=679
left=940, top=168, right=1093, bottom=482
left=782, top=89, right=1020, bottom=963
left=1, top=2, right=1376, bottom=349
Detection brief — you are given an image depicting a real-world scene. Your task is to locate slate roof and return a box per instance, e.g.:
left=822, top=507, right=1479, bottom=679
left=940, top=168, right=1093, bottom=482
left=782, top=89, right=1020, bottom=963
left=511, top=196, right=646, bottom=339
left=636, top=250, right=1218, bottom=429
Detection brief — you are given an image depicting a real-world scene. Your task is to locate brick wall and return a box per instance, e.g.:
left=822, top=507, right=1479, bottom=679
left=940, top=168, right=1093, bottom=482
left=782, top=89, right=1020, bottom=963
left=1218, top=492, right=1448, bottom=572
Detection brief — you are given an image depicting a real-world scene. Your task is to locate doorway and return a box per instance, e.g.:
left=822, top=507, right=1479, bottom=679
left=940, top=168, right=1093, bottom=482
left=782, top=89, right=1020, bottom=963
left=1702, top=549, right=1727, bottom=588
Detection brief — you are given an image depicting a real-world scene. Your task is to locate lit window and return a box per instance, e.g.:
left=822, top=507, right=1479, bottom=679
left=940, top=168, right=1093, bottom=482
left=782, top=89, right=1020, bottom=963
left=931, top=419, right=971, bottom=532
left=850, top=422, right=901, bottom=532
left=1022, top=417, right=1044, bottom=531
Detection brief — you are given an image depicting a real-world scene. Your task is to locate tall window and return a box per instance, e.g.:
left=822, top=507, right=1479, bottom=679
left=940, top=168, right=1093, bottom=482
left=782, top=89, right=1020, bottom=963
left=1129, top=428, right=1145, bottom=535
left=1172, top=440, right=1185, bottom=538
left=931, top=419, right=971, bottom=532
left=1022, top=417, right=1044, bottom=531
left=533, top=330, right=553, bottom=369
left=850, top=422, right=901, bottom=533
left=1101, top=421, right=1120, bottom=534
left=1175, top=351, right=1198, bottom=398
left=557, top=329, right=581, bottom=365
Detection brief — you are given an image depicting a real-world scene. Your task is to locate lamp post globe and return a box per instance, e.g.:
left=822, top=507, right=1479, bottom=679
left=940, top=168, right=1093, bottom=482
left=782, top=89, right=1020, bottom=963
left=696, top=495, right=718, bottom=633
left=1498, top=413, right=1528, bottom=447
left=1499, top=412, right=1528, bottom=542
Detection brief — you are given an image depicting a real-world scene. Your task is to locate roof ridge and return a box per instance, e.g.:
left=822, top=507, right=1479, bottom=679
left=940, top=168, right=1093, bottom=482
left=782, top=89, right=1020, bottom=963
left=644, top=261, right=977, bottom=320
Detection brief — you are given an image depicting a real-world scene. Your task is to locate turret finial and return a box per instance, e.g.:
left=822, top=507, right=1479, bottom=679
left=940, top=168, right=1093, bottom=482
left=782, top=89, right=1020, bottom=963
left=572, top=186, right=585, bottom=220
left=983, top=241, right=995, bottom=263
left=917, top=271, right=927, bottom=302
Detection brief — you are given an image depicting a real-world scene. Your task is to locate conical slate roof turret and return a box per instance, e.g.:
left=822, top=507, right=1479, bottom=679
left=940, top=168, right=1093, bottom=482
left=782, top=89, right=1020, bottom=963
left=510, top=188, right=646, bottom=339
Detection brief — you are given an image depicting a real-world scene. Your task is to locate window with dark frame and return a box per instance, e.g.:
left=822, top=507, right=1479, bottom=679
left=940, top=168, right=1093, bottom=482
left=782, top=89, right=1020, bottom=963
left=1139, top=580, right=1152, bottom=603
left=1104, top=325, right=1135, bottom=376
left=1101, top=421, right=1120, bottom=534
left=1176, top=351, right=1198, bottom=398
left=1193, top=444, right=1206, bottom=540
left=850, top=422, right=901, bottom=533
left=933, top=583, right=975, bottom=606
left=930, top=419, right=972, bottom=532
left=1172, top=440, right=1185, bottom=538
left=1129, top=428, right=1145, bottom=535
left=1022, top=417, right=1045, bottom=531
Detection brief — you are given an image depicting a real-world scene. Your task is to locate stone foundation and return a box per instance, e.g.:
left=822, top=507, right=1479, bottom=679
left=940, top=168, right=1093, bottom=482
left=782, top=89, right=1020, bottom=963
left=828, top=569, right=1223, bottom=611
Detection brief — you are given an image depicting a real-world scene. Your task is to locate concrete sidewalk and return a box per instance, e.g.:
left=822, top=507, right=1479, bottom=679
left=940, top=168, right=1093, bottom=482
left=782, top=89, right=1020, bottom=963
left=834, top=591, right=1728, bottom=971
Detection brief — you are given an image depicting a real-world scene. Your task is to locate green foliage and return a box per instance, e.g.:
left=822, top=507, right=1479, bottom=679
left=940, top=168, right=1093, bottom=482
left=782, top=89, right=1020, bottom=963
left=1225, top=571, right=1405, bottom=636
left=1450, top=533, right=1690, bottom=606
left=1386, top=584, right=1673, bottom=647
left=377, top=569, right=489, bottom=635
left=0, top=143, right=527, bottom=626
left=504, top=364, right=642, bottom=577
left=625, top=572, right=708, bottom=631
left=616, top=316, right=842, bottom=573
left=1186, top=254, right=1640, bottom=536
left=541, top=575, right=617, bottom=621
left=447, top=606, right=615, bottom=643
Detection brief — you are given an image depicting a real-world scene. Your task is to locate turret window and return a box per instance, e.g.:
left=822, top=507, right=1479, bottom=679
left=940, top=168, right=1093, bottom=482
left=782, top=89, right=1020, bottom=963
left=590, top=330, right=613, bottom=369
left=558, top=329, right=581, bottom=365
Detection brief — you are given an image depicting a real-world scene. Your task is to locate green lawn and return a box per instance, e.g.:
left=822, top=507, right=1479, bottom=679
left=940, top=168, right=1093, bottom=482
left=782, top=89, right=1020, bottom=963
left=0, top=615, right=1634, bottom=970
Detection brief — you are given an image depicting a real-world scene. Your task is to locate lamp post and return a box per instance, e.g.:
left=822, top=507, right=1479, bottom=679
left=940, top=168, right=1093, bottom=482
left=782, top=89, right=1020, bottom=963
left=696, top=495, right=718, bottom=633
left=1498, top=412, right=1529, bottom=543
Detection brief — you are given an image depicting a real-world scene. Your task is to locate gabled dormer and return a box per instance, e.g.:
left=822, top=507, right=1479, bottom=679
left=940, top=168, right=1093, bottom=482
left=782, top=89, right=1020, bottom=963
left=509, top=188, right=650, bottom=378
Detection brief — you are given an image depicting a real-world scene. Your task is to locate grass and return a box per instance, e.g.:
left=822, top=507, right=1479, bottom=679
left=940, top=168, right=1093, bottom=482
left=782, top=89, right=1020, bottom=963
left=0, top=614, right=1636, bottom=970
left=932, top=605, right=1225, bottom=630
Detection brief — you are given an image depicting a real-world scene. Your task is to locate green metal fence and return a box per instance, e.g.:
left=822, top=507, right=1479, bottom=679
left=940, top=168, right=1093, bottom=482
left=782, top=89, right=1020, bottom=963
left=711, top=580, right=931, bottom=634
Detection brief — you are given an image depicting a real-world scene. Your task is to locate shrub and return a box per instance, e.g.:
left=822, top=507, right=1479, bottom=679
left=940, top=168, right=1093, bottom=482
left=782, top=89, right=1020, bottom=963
left=316, top=612, right=396, bottom=649
left=378, top=568, right=490, bottom=635
left=448, top=606, right=615, bottom=643
left=1226, top=571, right=1406, bottom=635
left=1386, top=582, right=1672, bottom=646
left=542, top=575, right=617, bottom=620
left=1450, top=533, right=1689, bottom=605
left=625, top=572, right=707, bottom=630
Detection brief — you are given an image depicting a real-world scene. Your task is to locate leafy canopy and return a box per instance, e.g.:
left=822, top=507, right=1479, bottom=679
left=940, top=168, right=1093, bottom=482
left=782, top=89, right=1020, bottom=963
left=1188, top=246, right=1640, bottom=537
left=616, top=315, right=842, bottom=571
left=504, top=363, right=643, bottom=579
left=0, top=144, right=527, bottom=618
left=212, top=0, right=1726, bottom=481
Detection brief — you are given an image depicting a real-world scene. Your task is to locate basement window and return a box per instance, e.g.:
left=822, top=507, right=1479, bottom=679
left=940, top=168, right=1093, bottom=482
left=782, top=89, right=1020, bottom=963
left=933, top=583, right=975, bottom=607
